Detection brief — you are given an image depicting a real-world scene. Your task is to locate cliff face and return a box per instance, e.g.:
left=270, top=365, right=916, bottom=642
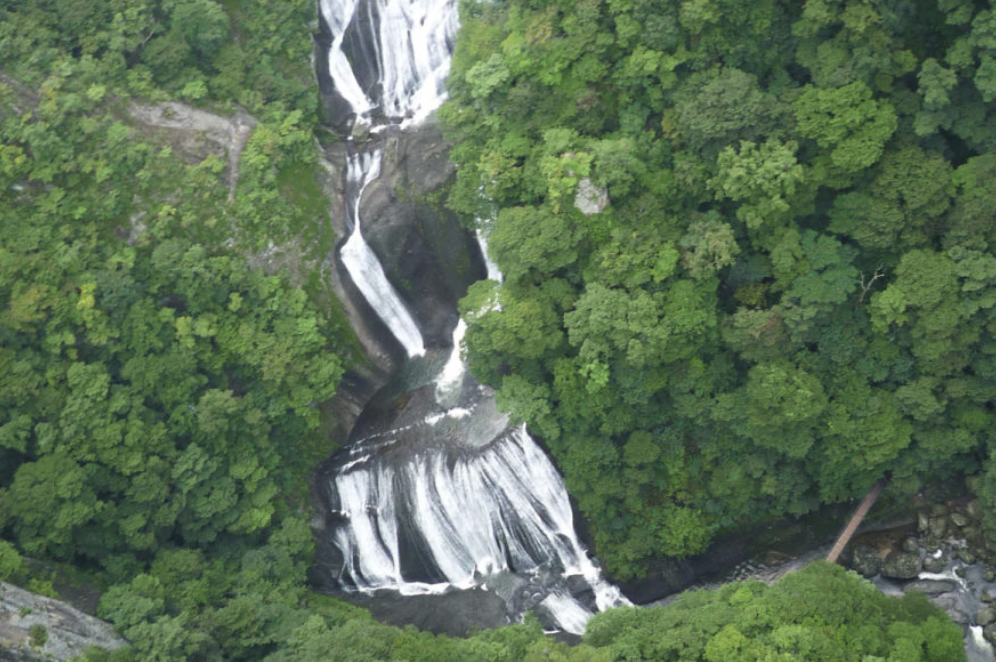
left=0, top=583, right=125, bottom=661
left=319, top=122, right=485, bottom=444
left=357, top=124, right=484, bottom=349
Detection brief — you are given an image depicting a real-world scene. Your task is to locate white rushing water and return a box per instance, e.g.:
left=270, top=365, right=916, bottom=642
left=340, top=151, right=426, bottom=357
left=434, top=319, right=466, bottom=401
left=475, top=227, right=504, bottom=283
left=331, top=426, right=626, bottom=633
left=540, top=592, right=597, bottom=635
left=323, top=0, right=626, bottom=634
left=320, top=0, right=375, bottom=117
left=320, top=0, right=458, bottom=126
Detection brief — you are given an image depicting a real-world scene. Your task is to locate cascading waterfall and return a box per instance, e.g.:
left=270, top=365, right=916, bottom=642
left=320, top=0, right=458, bottom=126
left=340, top=150, right=426, bottom=358
left=333, top=426, right=614, bottom=600
left=321, top=0, right=626, bottom=634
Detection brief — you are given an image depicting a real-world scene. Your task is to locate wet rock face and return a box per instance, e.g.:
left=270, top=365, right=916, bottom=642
left=357, top=125, right=485, bottom=349
left=340, top=587, right=508, bottom=637
left=316, top=122, right=485, bottom=441
left=314, top=16, right=357, bottom=133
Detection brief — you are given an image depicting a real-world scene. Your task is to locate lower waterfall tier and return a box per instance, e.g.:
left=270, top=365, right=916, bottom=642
left=323, top=410, right=627, bottom=632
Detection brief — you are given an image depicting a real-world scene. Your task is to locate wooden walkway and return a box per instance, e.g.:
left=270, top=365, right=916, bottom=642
left=826, top=480, right=885, bottom=564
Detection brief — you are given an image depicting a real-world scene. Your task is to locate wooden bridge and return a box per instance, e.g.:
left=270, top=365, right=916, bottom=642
left=826, top=479, right=885, bottom=564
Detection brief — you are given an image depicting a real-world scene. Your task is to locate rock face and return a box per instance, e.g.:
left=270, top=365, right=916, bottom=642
left=314, top=15, right=357, bottom=134
left=342, top=588, right=508, bottom=637
left=315, top=123, right=484, bottom=443
left=311, top=125, right=486, bottom=598
left=0, top=582, right=124, bottom=661
left=355, top=124, right=485, bottom=349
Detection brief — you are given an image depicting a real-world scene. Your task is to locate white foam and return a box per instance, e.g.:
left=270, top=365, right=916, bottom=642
left=320, top=0, right=458, bottom=125
left=539, top=592, right=593, bottom=635
left=340, top=150, right=426, bottom=357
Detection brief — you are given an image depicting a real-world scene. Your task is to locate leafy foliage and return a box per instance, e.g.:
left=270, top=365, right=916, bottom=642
left=0, top=2, right=362, bottom=659
left=443, top=0, right=996, bottom=578
left=0, top=0, right=981, bottom=659
left=585, top=562, right=965, bottom=662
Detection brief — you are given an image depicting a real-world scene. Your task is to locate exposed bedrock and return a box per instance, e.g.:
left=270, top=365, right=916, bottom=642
left=355, top=124, right=484, bottom=350
left=317, top=121, right=483, bottom=436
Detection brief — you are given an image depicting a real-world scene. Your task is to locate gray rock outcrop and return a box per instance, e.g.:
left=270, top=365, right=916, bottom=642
left=128, top=101, right=257, bottom=202
left=354, top=124, right=485, bottom=349
left=574, top=178, right=609, bottom=216
left=0, top=582, right=124, bottom=661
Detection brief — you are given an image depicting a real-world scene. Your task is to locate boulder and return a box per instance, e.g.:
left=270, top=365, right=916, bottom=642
left=848, top=545, right=883, bottom=578
left=956, top=549, right=977, bottom=564
left=931, top=595, right=968, bottom=624
left=923, top=552, right=947, bottom=573
left=928, top=516, right=948, bottom=539
left=881, top=550, right=922, bottom=580
left=901, top=537, right=920, bottom=554
left=978, top=605, right=996, bottom=627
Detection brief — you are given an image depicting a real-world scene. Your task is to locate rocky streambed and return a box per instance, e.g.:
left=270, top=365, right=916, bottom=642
left=838, top=487, right=996, bottom=662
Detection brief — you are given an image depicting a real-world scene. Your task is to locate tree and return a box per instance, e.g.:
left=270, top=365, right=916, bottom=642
left=673, top=67, right=787, bottom=155
left=710, top=138, right=807, bottom=234
left=793, top=81, right=897, bottom=185
left=584, top=562, right=965, bottom=661
left=828, top=146, right=952, bottom=251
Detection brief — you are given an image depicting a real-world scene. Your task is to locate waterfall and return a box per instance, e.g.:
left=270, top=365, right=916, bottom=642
left=319, top=0, right=458, bottom=126
left=334, top=428, right=587, bottom=592
left=475, top=227, right=504, bottom=283
left=339, top=151, right=426, bottom=357
left=320, top=0, right=626, bottom=635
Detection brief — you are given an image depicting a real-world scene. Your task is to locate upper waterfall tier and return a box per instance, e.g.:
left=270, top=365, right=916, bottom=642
left=320, top=0, right=458, bottom=126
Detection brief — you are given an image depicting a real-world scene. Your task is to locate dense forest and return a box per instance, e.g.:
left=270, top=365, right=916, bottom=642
left=0, top=0, right=984, bottom=659
left=442, top=0, right=996, bottom=578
